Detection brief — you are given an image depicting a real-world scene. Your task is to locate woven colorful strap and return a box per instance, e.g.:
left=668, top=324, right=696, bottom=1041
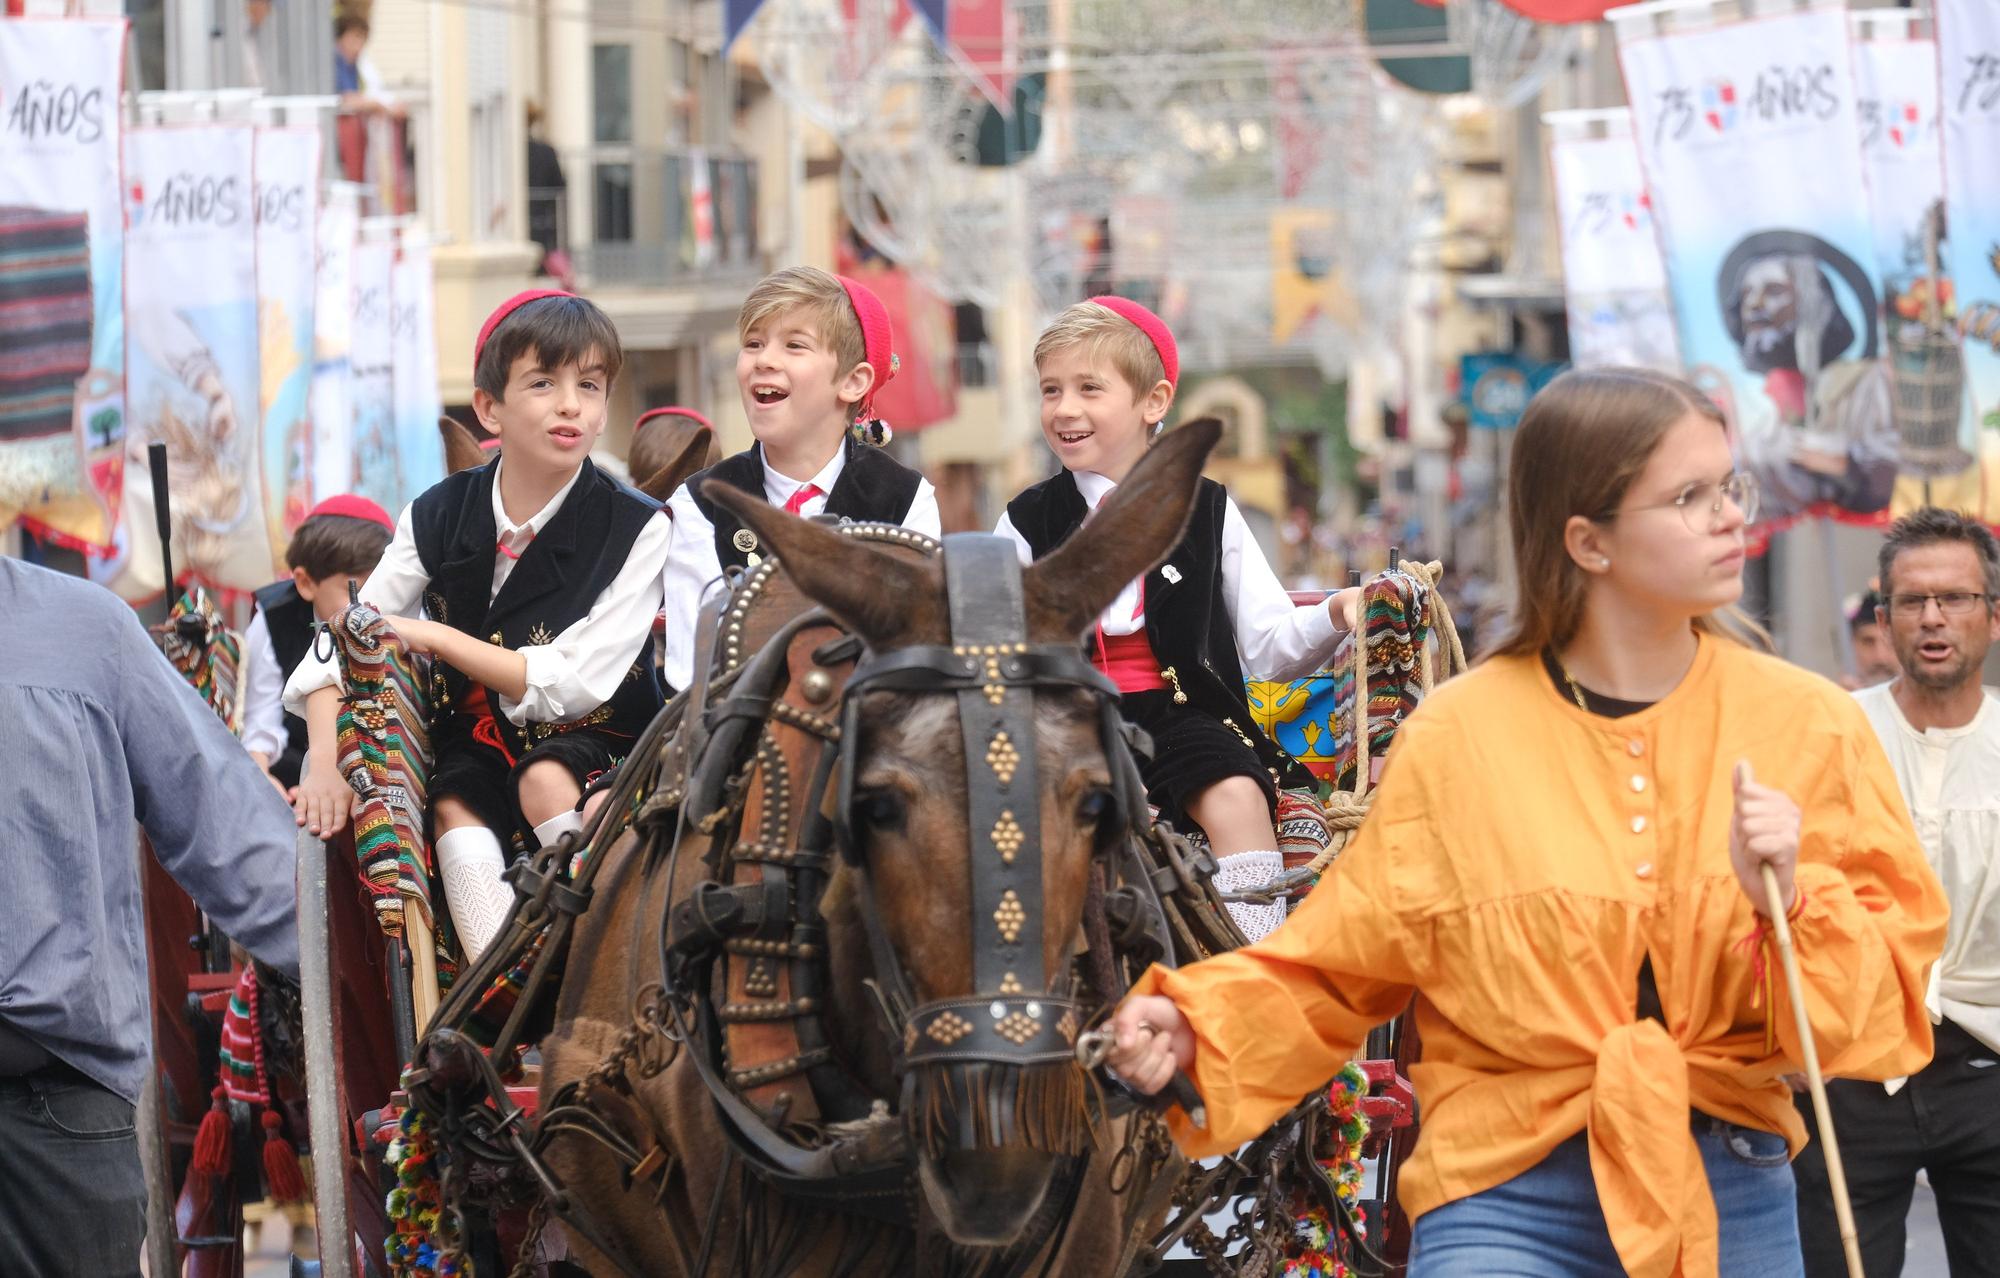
left=1246, top=567, right=1436, bottom=792
left=149, top=586, right=245, bottom=734
left=329, top=602, right=457, bottom=980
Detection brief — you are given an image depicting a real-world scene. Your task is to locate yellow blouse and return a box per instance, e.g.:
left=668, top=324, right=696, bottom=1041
left=1134, top=636, right=1946, bottom=1278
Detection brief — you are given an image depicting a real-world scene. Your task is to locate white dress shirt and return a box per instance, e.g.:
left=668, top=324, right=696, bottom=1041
left=238, top=607, right=288, bottom=760
left=993, top=470, right=1342, bottom=682
left=1855, top=682, right=2000, bottom=1086
left=284, top=460, right=671, bottom=727
left=660, top=445, right=941, bottom=691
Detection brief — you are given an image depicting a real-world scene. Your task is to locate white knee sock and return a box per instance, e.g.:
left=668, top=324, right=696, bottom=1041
left=435, top=826, right=513, bottom=962
left=531, top=809, right=583, bottom=851
left=1214, top=849, right=1288, bottom=943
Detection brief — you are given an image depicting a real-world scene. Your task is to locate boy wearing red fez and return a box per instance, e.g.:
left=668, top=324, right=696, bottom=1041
left=659, top=266, right=940, bottom=693
left=240, top=495, right=396, bottom=793
left=996, top=297, right=1358, bottom=941
left=286, top=291, right=670, bottom=961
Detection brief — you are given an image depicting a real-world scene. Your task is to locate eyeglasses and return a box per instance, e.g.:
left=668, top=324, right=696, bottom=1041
left=1622, top=472, right=1760, bottom=533
left=1885, top=592, right=1991, bottom=618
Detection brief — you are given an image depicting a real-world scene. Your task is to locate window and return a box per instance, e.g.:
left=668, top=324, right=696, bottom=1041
left=593, top=43, right=633, bottom=145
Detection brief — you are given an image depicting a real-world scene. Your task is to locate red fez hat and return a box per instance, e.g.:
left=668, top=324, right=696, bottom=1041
left=1087, top=295, right=1179, bottom=387
left=835, top=274, right=898, bottom=422
left=473, top=289, right=577, bottom=368
left=634, top=406, right=714, bottom=432
left=305, top=494, right=395, bottom=533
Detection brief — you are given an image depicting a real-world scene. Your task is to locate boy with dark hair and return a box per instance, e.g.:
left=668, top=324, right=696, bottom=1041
left=659, top=267, right=941, bottom=692
left=240, top=495, right=396, bottom=790
left=287, top=290, right=670, bottom=959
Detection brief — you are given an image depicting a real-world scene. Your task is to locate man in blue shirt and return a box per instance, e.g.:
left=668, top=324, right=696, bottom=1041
left=0, top=558, right=300, bottom=1276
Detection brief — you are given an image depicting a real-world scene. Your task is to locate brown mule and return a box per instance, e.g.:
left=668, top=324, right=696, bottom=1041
left=535, top=421, right=1226, bottom=1275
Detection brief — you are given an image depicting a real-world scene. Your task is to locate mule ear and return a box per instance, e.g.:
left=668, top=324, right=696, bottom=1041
left=699, top=481, right=947, bottom=649
left=634, top=424, right=715, bottom=501
left=440, top=416, right=487, bottom=474
left=1022, top=417, right=1222, bottom=643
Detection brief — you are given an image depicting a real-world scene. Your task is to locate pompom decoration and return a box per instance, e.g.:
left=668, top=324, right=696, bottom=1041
left=385, top=1108, right=469, bottom=1277
left=191, top=1084, right=232, bottom=1177
left=852, top=417, right=893, bottom=448
left=1279, top=1060, right=1371, bottom=1277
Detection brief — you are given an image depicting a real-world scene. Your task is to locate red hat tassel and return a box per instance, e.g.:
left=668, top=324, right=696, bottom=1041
left=191, top=1084, right=233, bottom=1177
left=261, top=1108, right=307, bottom=1203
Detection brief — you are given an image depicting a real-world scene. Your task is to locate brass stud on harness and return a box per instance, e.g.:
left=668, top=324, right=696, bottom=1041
left=985, top=731, right=1020, bottom=786
left=993, top=890, right=1027, bottom=944
left=999, top=972, right=1023, bottom=994
left=995, top=1012, right=1040, bottom=1046
left=799, top=669, right=835, bottom=704
left=926, top=1011, right=974, bottom=1045
left=991, top=811, right=1025, bottom=863
left=1055, top=1008, right=1079, bottom=1045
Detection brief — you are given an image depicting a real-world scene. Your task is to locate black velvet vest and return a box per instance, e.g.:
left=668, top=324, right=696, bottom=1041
left=251, top=579, right=315, bottom=787
left=687, top=437, right=924, bottom=572
left=409, top=459, right=664, bottom=759
left=1005, top=470, right=1308, bottom=789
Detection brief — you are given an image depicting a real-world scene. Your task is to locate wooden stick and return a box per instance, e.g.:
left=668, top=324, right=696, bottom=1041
left=405, top=901, right=440, bottom=1033
left=1761, top=862, right=1864, bottom=1278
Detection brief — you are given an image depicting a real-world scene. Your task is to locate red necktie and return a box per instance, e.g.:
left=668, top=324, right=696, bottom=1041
left=782, top=483, right=823, bottom=516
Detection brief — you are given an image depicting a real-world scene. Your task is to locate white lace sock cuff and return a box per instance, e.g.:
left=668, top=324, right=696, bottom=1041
left=436, top=825, right=512, bottom=963
left=1214, top=850, right=1287, bottom=943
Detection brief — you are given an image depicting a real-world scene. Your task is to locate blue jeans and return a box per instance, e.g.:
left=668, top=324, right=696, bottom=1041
left=1410, top=1117, right=1804, bottom=1277
left=0, top=1067, right=145, bottom=1277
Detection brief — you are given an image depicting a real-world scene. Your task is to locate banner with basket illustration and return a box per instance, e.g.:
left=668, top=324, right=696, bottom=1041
left=254, top=126, right=321, bottom=557
left=0, top=17, right=127, bottom=547
left=1613, top=0, right=1895, bottom=530
left=1936, top=0, right=2000, bottom=522
left=115, top=122, right=271, bottom=597
left=1546, top=109, right=1681, bottom=372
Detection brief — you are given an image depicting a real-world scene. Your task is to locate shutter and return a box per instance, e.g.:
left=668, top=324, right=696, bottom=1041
left=365, top=0, right=431, bottom=90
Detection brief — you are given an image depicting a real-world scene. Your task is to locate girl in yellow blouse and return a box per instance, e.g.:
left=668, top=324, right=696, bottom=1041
left=1106, top=368, right=1947, bottom=1278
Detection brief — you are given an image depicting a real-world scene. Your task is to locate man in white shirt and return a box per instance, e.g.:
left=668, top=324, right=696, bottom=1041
left=1794, top=508, right=2000, bottom=1277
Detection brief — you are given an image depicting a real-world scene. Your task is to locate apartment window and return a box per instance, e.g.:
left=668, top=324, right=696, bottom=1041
left=593, top=43, right=633, bottom=144
left=594, top=162, right=634, bottom=242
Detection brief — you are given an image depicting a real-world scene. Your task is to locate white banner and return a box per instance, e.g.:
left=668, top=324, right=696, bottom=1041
left=309, top=184, right=358, bottom=506
left=0, top=17, right=126, bottom=545
left=254, top=126, right=320, bottom=558
left=1547, top=110, right=1681, bottom=372
left=391, top=230, right=443, bottom=501
left=348, top=230, right=398, bottom=514
left=1936, top=0, right=2000, bottom=521
left=1615, top=0, right=1896, bottom=525
left=118, top=123, right=269, bottom=596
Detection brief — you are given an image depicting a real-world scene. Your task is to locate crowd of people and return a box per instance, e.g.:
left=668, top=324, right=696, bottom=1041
left=0, top=260, right=1994, bottom=1277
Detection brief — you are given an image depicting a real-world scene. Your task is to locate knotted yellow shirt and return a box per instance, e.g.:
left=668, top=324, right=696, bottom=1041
left=1135, top=636, right=1947, bottom=1277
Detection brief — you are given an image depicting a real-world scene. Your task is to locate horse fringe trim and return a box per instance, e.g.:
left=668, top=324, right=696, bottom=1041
left=910, top=1061, right=1105, bottom=1163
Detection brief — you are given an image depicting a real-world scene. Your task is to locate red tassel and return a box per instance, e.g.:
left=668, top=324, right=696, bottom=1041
left=191, top=1085, right=232, bottom=1176
left=261, top=1109, right=306, bottom=1203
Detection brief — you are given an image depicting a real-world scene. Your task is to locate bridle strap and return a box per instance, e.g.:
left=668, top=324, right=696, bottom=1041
left=941, top=535, right=1047, bottom=1000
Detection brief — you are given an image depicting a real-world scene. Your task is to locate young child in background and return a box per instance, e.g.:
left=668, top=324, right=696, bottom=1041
left=240, top=495, right=396, bottom=793
left=996, top=297, right=1357, bottom=939
left=286, top=290, right=670, bottom=959
left=659, top=267, right=940, bottom=694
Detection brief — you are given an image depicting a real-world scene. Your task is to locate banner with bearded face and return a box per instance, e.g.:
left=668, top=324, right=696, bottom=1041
left=1615, top=0, right=1899, bottom=526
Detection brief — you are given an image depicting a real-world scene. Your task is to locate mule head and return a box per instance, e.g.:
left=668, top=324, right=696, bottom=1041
left=439, top=415, right=490, bottom=474
left=700, top=419, right=1221, bottom=1246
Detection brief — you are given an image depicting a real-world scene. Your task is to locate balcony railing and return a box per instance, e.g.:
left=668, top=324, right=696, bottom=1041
left=538, top=147, right=760, bottom=288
